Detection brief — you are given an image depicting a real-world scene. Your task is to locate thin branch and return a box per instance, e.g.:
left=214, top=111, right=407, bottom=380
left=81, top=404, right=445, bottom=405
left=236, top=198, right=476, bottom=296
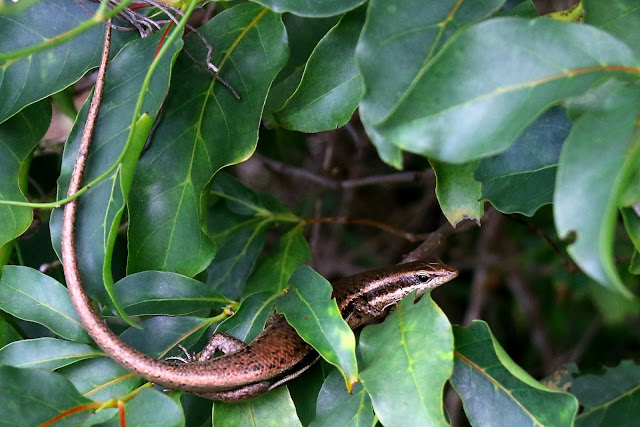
left=304, top=216, right=434, bottom=243
left=257, top=154, right=434, bottom=190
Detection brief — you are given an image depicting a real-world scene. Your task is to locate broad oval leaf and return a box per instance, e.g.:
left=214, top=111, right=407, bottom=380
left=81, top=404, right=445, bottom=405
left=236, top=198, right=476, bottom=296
left=571, top=360, right=640, bottom=426
left=451, top=321, right=578, bottom=427
left=0, top=0, right=126, bottom=123
left=120, top=315, right=211, bottom=359
left=476, top=106, right=571, bottom=216
left=215, top=291, right=275, bottom=342
left=108, top=271, right=229, bottom=316
left=50, top=29, right=182, bottom=302
left=60, top=356, right=141, bottom=402
left=584, top=0, right=640, bottom=59
left=310, top=368, right=374, bottom=427
left=251, top=0, right=364, bottom=18
left=127, top=4, right=288, bottom=277
left=430, top=160, right=483, bottom=225
left=213, top=386, right=302, bottom=426
left=0, top=337, right=101, bottom=370
left=555, top=83, right=640, bottom=296
left=0, top=101, right=51, bottom=258
left=244, top=226, right=310, bottom=296
left=356, top=0, right=505, bottom=167
left=359, top=293, right=452, bottom=427
left=0, top=266, right=90, bottom=342
left=375, top=18, right=638, bottom=163
left=276, top=6, right=365, bottom=132
left=101, top=388, right=184, bottom=427
left=0, top=365, right=92, bottom=426
left=276, top=265, right=358, bottom=391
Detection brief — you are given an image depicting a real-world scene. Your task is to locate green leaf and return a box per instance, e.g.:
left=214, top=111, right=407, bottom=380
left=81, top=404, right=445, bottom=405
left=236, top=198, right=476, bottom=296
left=120, top=316, right=211, bottom=359
left=622, top=208, right=640, bottom=254
left=276, top=6, right=365, bottom=132
left=108, top=271, right=229, bottom=316
left=264, top=14, right=340, bottom=119
left=212, top=386, right=302, bottom=426
left=49, top=29, right=182, bottom=303
left=277, top=265, right=358, bottom=391
left=215, top=291, right=274, bottom=342
left=0, top=266, right=90, bottom=342
left=584, top=0, right=640, bottom=59
left=250, top=0, right=364, bottom=18
left=555, top=83, right=640, bottom=296
left=0, top=317, right=21, bottom=347
left=100, top=388, right=185, bottom=427
left=127, top=4, right=288, bottom=277
left=0, top=337, right=101, bottom=370
left=244, top=225, right=310, bottom=296
left=0, top=365, right=93, bottom=426
left=476, top=106, right=571, bottom=216
left=60, top=357, right=141, bottom=402
left=0, top=0, right=132, bottom=123
left=310, top=368, right=374, bottom=427
left=206, top=221, right=269, bottom=300
left=431, top=160, right=483, bottom=225
left=572, top=360, right=640, bottom=426
left=359, top=293, right=452, bottom=427
left=0, top=101, right=51, bottom=264
left=451, top=320, right=578, bottom=427
left=495, top=1, right=539, bottom=18
left=374, top=17, right=638, bottom=163
left=356, top=0, right=504, bottom=167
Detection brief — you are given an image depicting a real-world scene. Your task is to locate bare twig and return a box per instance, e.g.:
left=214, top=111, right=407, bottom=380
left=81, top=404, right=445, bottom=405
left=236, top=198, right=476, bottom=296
left=304, top=216, right=437, bottom=243
left=257, top=154, right=434, bottom=190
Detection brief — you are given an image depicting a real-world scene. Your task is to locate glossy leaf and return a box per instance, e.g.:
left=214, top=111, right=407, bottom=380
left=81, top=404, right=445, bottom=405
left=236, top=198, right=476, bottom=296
left=451, top=321, right=578, bottom=427
left=264, top=14, right=340, bottom=119
left=101, top=389, right=184, bottom=427
left=276, top=6, right=365, bottom=132
left=60, top=357, right=141, bottom=402
left=310, top=368, right=374, bottom=427
left=0, top=317, right=21, bottom=347
left=213, top=386, right=302, bottom=426
left=215, top=291, right=275, bottom=342
left=375, top=18, right=638, bottom=163
left=0, top=365, right=92, bottom=426
left=0, top=266, right=90, bottom=342
left=0, top=337, right=101, bottom=370
left=431, top=160, right=483, bottom=225
left=0, top=0, right=113, bottom=123
left=622, top=208, right=640, bottom=254
left=277, top=265, right=358, bottom=390
left=120, top=315, right=211, bottom=359
left=107, top=271, right=229, bottom=316
left=127, top=4, right=288, bottom=276
left=476, top=106, right=571, bottom=216
left=50, top=29, right=182, bottom=302
left=244, top=225, right=310, bottom=296
left=359, top=293, right=453, bottom=427
left=584, top=0, right=640, bottom=59
left=571, top=360, right=640, bottom=426
left=250, top=0, right=364, bottom=18
left=205, top=173, right=299, bottom=299
left=0, top=101, right=51, bottom=263
left=555, top=83, right=640, bottom=296
left=356, top=0, right=505, bottom=167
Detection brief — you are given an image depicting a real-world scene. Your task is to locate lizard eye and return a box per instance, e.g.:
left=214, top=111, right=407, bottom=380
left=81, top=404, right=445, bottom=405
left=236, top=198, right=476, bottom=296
left=416, top=273, right=430, bottom=283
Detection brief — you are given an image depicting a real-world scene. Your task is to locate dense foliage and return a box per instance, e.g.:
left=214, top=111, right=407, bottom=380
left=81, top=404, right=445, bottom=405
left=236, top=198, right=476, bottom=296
left=0, top=0, right=639, bottom=425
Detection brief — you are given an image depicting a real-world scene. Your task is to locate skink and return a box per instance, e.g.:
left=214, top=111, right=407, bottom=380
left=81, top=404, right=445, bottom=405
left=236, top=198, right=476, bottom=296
left=63, top=242, right=457, bottom=401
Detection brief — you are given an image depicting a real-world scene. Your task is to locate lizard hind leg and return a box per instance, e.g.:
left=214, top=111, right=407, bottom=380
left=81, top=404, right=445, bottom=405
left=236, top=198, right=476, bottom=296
left=196, top=332, right=247, bottom=362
